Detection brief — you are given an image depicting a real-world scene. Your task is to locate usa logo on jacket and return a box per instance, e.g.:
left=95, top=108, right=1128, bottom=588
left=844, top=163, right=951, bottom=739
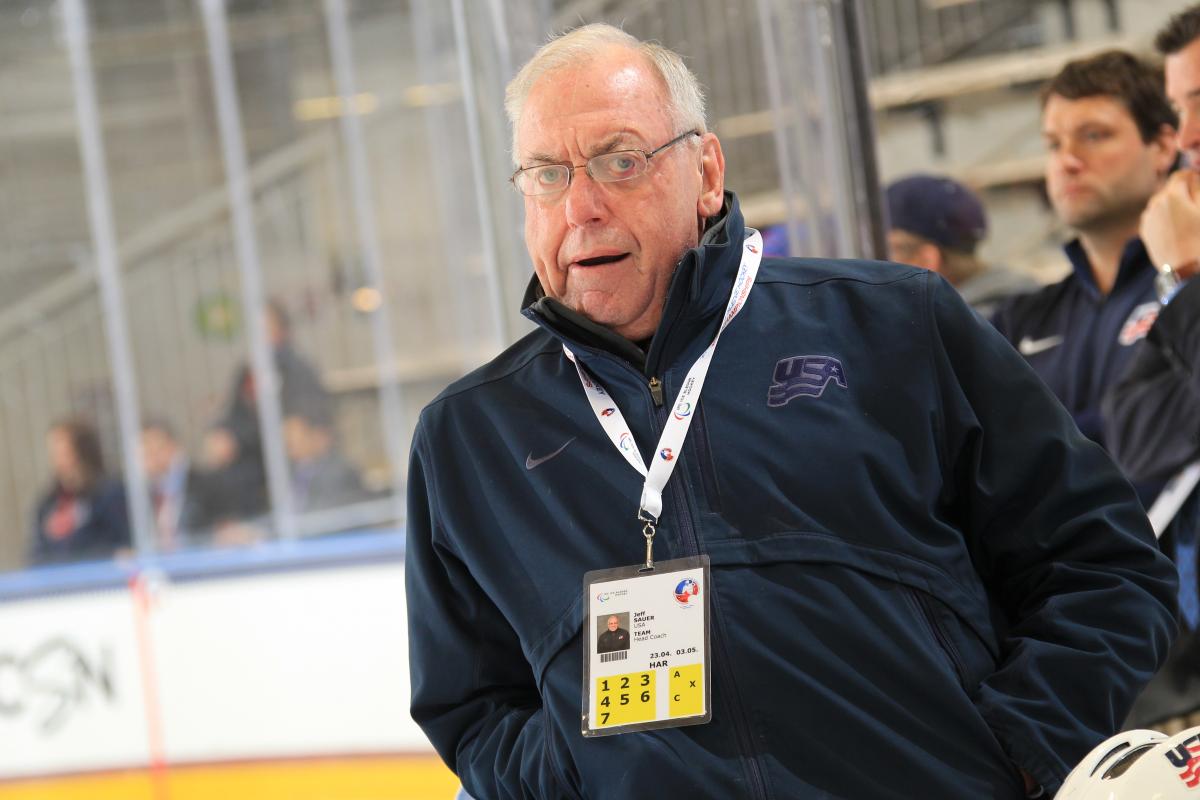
left=768, top=355, right=848, bottom=407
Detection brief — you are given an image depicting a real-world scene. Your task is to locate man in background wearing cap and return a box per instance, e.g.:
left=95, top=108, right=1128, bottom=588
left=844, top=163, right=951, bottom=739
left=885, top=174, right=1036, bottom=318
left=992, top=51, right=1177, bottom=454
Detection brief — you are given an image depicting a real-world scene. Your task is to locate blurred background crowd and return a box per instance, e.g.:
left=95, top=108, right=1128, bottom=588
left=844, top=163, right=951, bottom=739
left=2, top=0, right=1191, bottom=573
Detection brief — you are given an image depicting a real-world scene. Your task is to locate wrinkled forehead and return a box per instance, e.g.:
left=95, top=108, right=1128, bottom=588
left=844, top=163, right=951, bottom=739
left=517, top=52, right=673, bottom=160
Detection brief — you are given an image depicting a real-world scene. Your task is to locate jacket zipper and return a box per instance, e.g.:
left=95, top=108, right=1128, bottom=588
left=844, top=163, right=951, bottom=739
left=648, top=376, right=664, bottom=407
left=654, top=395, right=769, bottom=800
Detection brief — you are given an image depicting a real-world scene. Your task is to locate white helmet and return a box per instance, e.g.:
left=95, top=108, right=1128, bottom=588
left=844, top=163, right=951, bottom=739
left=1056, top=727, right=1200, bottom=799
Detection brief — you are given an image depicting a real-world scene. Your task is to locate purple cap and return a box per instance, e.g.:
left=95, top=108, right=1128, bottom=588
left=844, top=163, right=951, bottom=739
left=884, top=174, right=987, bottom=252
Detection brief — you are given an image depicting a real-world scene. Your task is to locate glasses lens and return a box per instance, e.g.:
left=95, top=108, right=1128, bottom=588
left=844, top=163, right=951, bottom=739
left=589, top=151, right=647, bottom=183
left=517, top=165, right=570, bottom=195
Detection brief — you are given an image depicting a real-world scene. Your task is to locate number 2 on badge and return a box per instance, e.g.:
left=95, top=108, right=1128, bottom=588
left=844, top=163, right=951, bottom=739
left=596, top=670, right=655, bottom=726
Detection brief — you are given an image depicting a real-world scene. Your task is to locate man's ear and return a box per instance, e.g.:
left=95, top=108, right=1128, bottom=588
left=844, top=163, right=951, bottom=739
left=1153, top=122, right=1180, bottom=177
left=696, top=132, right=726, bottom=218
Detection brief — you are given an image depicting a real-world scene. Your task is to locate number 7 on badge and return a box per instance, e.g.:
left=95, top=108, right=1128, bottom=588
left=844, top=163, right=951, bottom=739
left=595, top=670, right=656, bottom=727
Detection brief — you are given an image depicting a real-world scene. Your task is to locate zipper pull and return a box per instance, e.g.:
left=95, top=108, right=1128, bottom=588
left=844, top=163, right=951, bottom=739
left=648, top=376, right=664, bottom=407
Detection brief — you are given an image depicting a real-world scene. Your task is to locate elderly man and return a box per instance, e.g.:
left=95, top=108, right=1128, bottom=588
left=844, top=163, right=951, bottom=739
left=405, top=24, right=1176, bottom=799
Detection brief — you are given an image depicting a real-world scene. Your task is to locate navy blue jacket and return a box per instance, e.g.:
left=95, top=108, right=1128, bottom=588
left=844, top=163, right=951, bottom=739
left=991, top=238, right=1160, bottom=449
left=1104, top=277, right=1200, bottom=482
left=30, top=479, right=130, bottom=565
left=406, top=195, right=1176, bottom=799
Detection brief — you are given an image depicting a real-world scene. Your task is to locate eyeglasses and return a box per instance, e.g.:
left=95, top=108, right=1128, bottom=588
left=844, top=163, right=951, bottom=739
left=510, top=130, right=701, bottom=196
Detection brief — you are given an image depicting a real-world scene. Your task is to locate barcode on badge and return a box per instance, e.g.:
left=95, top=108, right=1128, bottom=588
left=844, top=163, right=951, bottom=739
left=600, top=651, right=628, bottom=663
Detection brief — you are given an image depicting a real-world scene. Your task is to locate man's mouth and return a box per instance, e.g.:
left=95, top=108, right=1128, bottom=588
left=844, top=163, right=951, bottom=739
left=574, top=253, right=629, bottom=267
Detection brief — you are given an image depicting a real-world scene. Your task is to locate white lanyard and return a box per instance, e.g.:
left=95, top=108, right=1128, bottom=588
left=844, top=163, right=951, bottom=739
left=564, top=229, right=762, bottom=565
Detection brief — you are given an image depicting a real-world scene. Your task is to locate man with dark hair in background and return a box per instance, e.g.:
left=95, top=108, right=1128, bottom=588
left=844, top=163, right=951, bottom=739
left=992, top=51, right=1178, bottom=456
left=1104, top=4, right=1200, bottom=730
left=885, top=173, right=1036, bottom=317
left=1108, top=6, right=1200, bottom=493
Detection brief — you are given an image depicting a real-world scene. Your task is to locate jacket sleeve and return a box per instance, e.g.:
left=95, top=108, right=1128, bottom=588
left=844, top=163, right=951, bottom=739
left=926, top=275, right=1178, bottom=794
left=1103, top=279, right=1200, bottom=482
left=405, top=422, right=575, bottom=800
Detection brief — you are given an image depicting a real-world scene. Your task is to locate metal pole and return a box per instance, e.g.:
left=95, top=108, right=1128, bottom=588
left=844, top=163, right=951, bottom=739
left=755, top=0, right=817, bottom=257
left=450, top=0, right=510, bottom=348
left=837, top=0, right=888, bottom=259
left=61, top=0, right=156, bottom=555
left=324, top=0, right=408, bottom=520
left=200, top=0, right=297, bottom=539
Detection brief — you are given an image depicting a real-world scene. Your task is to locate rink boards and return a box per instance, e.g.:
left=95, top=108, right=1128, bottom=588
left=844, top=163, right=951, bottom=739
left=0, top=538, right=459, bottom=798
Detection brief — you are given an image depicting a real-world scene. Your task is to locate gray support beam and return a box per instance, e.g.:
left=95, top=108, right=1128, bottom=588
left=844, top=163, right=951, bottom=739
left=200, top=0, right=297, bottom=540
left=324, top=0, right=408, bottom=518
left=61, top=0, right=155, bottom=554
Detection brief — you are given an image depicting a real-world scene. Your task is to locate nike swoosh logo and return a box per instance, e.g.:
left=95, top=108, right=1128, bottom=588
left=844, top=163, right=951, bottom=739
left=1018, top=335, right=1064, bottom=356
left=526, top=437, right=576, bottom=470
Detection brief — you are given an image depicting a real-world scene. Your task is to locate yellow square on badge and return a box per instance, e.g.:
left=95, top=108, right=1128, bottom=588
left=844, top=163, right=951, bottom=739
left=595, top=670, right=656, bottom=727
left=669, top=663, right=704, bottom=717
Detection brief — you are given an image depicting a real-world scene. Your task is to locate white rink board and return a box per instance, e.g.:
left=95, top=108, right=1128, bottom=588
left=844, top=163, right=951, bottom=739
left=0, top=589, right=151, bottom=776
left=0, top=562, right=431, bottom=780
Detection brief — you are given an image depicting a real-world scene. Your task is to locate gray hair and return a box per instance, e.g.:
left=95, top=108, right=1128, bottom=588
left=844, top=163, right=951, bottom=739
left=504, top=23, right=707, bottom=165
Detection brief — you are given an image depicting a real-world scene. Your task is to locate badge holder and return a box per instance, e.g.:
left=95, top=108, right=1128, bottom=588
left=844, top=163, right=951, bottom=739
left=581, top=553, right=711, bottom=737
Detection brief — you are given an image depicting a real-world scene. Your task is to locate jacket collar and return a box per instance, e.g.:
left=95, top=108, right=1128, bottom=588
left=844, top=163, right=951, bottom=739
left=521, top=191, right=745, bottom=375
left=1062, top=236, right=1151, bottom=300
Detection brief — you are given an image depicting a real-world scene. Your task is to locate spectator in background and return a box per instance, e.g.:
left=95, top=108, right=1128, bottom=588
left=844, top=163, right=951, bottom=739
left=200, top=425, right=267, bottom=518
left=282, top=401, right=368, bottom=514
left=211, top=299, right=332, bottom=505
left=30, top=419, right=130, bottom=565
left=140, top=418, right=214, bottom=551
left=992, top=51, right=1177, bottom=455
left=885, top=174, right=1037, bottom=317
left=1104, top=4, right=1200, bottom=731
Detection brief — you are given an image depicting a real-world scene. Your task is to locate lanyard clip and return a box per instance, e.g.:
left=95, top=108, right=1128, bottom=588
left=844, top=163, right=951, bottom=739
left=638, top=507, right=657, bottom=571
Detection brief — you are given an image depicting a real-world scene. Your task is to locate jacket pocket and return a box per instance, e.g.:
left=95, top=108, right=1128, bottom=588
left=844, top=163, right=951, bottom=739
left=901, top=584, right=996, bottom=697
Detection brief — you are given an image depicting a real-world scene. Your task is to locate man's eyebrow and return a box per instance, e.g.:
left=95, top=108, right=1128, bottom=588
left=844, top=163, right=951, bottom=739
left=522, top=132, right=644, bottom=166
left=587, top=133, right=639, bottom=157
left=523, top=151, right=567, bottom=166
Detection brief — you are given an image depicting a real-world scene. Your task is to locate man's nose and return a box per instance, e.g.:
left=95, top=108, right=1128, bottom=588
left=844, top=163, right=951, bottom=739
left=1179, top=111, right=1200, bottom=159
left=563, top=169, right=608, bottom=227
left=1048, top=146, right=1083, bottom=179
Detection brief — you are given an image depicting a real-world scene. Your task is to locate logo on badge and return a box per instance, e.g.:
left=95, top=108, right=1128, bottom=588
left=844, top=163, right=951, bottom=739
left=672, top=401, right=692, bottom=420
left=674, top=578, right=700, bottom=606
left=660, top=448, right=674, bottom=461
left=601, top=407, right=616, bottom=417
